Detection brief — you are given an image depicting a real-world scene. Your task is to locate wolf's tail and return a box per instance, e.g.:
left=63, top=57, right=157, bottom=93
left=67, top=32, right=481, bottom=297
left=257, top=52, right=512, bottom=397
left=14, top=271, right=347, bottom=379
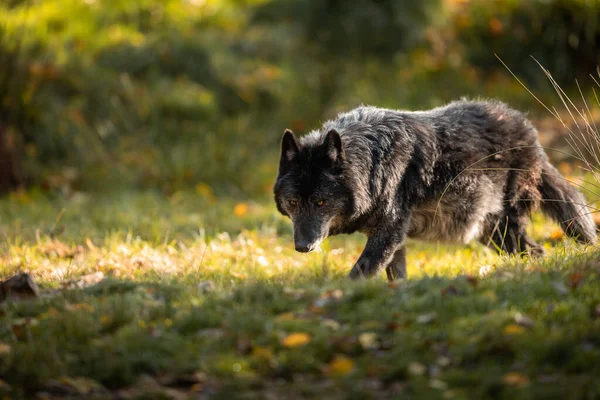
left=538, top=161, right=597, bottom=244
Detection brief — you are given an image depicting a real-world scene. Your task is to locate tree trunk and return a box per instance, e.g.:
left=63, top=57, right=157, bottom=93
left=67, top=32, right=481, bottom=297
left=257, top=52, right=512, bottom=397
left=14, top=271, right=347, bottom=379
left=0, top=122, right=23, bottom=194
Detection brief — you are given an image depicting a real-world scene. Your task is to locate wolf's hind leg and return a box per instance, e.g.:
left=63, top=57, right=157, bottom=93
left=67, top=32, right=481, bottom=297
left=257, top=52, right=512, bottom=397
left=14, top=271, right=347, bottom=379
left=385, top=246, right=407, bottom=281
left=482, top=216, right=545, bottom=257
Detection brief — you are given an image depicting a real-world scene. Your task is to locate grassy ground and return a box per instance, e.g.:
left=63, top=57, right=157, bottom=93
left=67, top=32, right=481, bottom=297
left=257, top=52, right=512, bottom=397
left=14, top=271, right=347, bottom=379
left=1, top=190, right=600, bottom=399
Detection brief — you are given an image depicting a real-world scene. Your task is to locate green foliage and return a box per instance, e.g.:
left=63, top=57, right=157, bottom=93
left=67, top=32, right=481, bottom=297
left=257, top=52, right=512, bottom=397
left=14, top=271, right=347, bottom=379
left=454, top=0, right=600, bottom=90
left=253, top=0, right=440, bottom=59
left=1, top=0, right=600, bottom=195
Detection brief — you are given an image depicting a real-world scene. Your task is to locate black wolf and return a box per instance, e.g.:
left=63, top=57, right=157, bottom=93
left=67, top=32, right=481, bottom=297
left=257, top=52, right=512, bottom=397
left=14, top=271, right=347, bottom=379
left=273, top=100, right=597, bottom=280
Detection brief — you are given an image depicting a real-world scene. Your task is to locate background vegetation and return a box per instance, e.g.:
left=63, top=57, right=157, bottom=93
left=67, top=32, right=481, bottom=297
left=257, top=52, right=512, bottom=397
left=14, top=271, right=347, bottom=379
left=1, top=0, right=599, bottom=197
left=2, top=0, right=600, bottom=398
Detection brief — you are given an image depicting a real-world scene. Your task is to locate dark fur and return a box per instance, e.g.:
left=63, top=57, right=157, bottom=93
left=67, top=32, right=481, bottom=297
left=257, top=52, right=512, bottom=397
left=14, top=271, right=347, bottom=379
left=273, top=100, right=597, bottom=280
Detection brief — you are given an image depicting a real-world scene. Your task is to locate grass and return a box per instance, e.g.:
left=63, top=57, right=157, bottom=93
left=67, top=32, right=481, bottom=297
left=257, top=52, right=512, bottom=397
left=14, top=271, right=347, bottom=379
left=1, top=189, right=600, bottom=399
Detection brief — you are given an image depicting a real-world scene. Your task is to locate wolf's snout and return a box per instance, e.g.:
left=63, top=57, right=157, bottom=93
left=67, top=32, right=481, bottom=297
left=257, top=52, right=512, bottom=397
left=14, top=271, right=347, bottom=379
left=295, top=241, right=317, bottom=253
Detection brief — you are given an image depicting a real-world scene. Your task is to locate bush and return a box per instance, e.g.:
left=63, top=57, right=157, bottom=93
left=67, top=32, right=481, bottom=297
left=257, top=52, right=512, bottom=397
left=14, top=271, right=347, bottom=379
left=454, top=0, right=600, bottom=90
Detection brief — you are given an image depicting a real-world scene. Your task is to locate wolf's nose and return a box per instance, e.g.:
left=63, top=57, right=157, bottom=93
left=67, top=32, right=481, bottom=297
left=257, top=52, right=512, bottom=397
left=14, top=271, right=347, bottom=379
left=295, top=242, right=314, bottom=253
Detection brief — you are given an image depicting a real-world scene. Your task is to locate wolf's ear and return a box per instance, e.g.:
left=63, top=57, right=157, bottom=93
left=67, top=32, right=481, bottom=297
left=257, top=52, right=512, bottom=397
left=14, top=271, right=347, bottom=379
left=280, top=129, right=300, bottom=169
left=323, top=129, right=345, bottom=168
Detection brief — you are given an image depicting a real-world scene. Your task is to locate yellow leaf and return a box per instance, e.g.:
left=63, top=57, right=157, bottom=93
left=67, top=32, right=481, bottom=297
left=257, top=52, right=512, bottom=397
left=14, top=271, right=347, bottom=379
left=503, top=324, right=525, bottom=335
left=233, top=203, right=248, bottom=217
left=195, top=182, right=216, bottom=203
left=281, top=332, right=311, bottom=348
left=327, top=354, right=355, bottom=376
left=503, top=372, right=530, bottom=386
left=549, top=229, right=564, bottom=240
left=252, top=346, right=274, bottom=361
left=275, top=312, right=295, bottom=321
left=488, top=18, right=503, bottom=35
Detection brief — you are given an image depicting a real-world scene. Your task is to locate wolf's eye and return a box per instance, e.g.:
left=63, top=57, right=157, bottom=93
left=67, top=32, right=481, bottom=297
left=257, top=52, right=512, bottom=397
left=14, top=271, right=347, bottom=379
left=288, top=200, right=298, bottom=207
left=316, top=200, right=325, bottom=206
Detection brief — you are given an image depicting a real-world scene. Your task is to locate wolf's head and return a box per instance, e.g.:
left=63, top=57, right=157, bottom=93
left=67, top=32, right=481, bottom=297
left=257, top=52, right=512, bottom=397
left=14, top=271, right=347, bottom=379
left=273, top=128, right=352, bottom=253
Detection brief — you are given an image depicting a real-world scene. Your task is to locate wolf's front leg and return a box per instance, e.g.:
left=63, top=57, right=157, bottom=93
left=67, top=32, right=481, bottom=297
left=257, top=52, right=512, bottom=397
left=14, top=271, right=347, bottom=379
left=348, top=231, right=406, bottom=280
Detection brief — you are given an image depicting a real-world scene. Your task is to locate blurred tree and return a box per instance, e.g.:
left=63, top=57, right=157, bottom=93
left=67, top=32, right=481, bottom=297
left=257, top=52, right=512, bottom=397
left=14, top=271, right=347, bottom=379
left=252, top=0, right=440, bottom=109
left=454, top=0, right=600, bottom=89
left=0, top=30, right=26, bottom=194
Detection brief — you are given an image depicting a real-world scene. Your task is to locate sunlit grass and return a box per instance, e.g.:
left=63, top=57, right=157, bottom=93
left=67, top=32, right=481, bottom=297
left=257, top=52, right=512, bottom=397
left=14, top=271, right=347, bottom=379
left=1, top=190, right=599, bottom=398
left=0, top=189, right=578, bottom=287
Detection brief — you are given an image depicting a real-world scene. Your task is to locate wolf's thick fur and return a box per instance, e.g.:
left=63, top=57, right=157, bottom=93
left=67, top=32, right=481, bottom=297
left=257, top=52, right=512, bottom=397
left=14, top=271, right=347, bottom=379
left=273, top=100, right=597, bottom=280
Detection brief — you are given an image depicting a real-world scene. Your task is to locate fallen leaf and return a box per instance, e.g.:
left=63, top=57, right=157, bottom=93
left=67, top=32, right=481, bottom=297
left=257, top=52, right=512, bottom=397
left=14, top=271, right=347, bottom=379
left=61, top=272, right=104, bottom=290
left=359, top=320, right=381, bottom=330
left=465, top=275, right=478, bottom=286
left=195, top=183, right=215, bottom=203
left=252, top=346, right=274, bottom=361
left=417, top=312, right=437, bottom=324
left=503, top=324, right=526, bottom=335
left=408, top=362, right=426, bottom=376
left=568, top=272, right=584, bottom=289
left=436, top=356, right=451, bottom=367
left=488, top=17, right=503, bottom=35
left=503, top=372, right=530, bottom=387
left=321, top=318, right=340, bottom=330
left=314, top=289, right=344, bottom=307
left=233, top=203, right=248, bottom=217
left=275, top=312, right=295, bottom=321
left=326, top=354, right=355, bottom=376
left=310, top=305, right=325, bottom=315
left=190, top=383, right=203, bottom=392
left=359, top=332, right=378, bottom=350
left=430, top=379, right=448, bottom=390
left=514, top=312, right=535, bottom=328
left=281, top=332, right=311, bottom=348
left=549, top=229, right=564, bottom=240
left=237, top=336, right=252, bottom=354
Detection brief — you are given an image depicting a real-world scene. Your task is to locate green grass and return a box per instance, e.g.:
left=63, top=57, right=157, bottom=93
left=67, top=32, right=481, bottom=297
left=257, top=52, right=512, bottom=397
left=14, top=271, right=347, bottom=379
left=1, top=190, right=600, bottom=399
